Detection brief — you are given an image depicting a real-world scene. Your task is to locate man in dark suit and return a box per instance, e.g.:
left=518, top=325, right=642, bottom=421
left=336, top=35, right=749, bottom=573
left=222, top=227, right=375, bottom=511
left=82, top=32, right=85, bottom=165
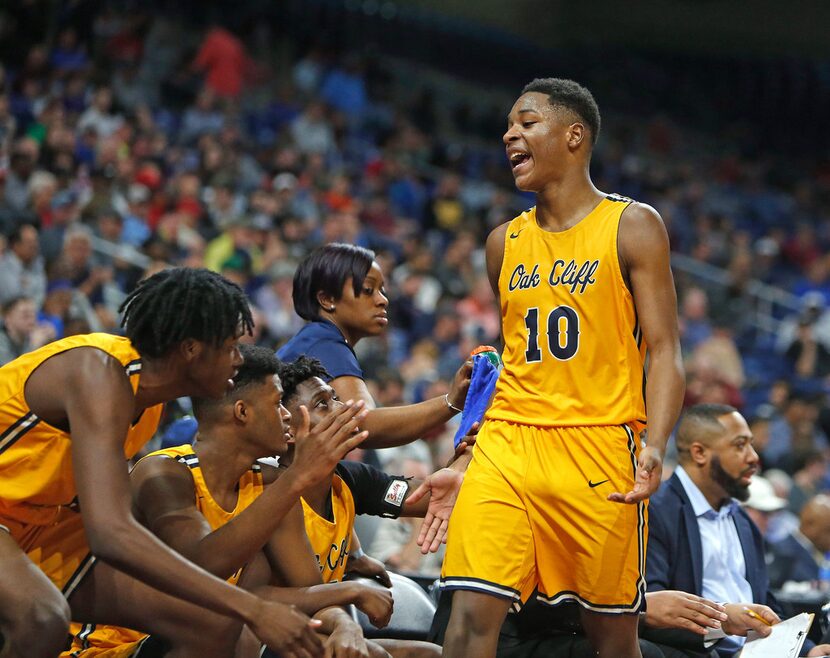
left=644, top=403, right=830, bottom=657
left=769, top=494, right=830, bottom=588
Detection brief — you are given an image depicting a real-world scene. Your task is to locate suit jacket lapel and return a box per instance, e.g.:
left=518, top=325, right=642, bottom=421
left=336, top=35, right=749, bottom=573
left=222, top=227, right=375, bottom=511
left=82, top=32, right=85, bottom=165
left=670, top=474, right=704, bottom=593
left=733, top=511, right=762, bottom=601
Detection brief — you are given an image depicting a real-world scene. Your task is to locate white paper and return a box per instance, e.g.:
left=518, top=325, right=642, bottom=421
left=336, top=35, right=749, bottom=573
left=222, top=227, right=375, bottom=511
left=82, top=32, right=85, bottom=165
left=739, top=612, right=813, bottom=658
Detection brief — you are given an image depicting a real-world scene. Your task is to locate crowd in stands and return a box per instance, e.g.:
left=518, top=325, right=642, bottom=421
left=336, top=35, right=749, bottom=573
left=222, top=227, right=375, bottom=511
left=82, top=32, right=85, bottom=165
left=2, top=2, right=830, bottom=581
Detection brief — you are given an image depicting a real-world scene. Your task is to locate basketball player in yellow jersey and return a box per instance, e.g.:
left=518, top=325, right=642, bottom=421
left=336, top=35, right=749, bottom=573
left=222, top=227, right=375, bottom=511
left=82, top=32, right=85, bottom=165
left=65, top=344, right=390, bottom=658
left=438, top=79, right=685, bottom=658
left=0, top=268, right=347, bottom=658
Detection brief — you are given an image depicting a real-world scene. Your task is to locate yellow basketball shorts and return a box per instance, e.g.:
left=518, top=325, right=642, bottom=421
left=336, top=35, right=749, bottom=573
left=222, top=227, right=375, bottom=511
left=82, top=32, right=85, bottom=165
left=442, top=420, right=647, bottom=614
left=63, top=623, right=148, bottom=658
left=0, top=507, right=96, bottom=598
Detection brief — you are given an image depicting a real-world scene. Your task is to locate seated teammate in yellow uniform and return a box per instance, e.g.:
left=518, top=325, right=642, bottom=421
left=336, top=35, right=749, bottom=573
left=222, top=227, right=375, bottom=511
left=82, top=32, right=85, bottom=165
left=0, top=268, right=335, bottom=658
left=65, top=345, right=400, bottom=658
left=434, top=79, right=685, bottom=658
left=276, top=355, right=472, bottom=658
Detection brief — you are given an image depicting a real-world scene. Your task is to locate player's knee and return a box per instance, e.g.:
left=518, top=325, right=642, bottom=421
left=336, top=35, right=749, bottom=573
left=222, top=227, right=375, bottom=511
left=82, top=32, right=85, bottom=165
left=7, top=596, right=70, bottom=656
left=448, top=598, right=497, bottom=638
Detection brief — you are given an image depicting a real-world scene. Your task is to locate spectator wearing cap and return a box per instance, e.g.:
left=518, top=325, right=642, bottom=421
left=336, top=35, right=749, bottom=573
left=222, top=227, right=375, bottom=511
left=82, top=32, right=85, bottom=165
left=39, top=187, right=80, bottom=264
left=777, top=292, right=830, bottom=355
left=121, top=182, right=153, bottom=247
left=742, top=475, right=789, bottom=541
left=0, top=223, right=46, bottom=306
left=0, top=295, right=55, bottom=365
left=768, top=494, right=830, bottom=589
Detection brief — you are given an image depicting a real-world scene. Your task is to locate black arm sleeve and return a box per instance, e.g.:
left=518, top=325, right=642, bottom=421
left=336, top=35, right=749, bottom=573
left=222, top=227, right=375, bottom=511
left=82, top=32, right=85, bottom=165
left=335, top=460, right=411, bottom=519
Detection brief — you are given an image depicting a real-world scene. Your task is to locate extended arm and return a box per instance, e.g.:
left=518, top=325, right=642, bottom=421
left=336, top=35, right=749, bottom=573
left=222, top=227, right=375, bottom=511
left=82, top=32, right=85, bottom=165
left=330, top=367, right=470, bottom=449
left=610, top=203, right=684, bottom=504
left=54, top=349, right=269, bottom=628
left=132, top=401, right=370, bottom=581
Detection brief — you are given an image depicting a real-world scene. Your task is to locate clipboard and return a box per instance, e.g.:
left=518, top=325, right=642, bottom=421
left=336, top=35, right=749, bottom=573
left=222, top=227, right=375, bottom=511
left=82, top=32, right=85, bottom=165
left=739, top=612, right=814, bottom=658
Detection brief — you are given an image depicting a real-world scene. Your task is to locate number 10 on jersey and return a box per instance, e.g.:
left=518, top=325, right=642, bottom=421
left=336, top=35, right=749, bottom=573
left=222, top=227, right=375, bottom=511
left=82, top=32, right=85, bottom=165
left=524, top=306, right=580, bottom=362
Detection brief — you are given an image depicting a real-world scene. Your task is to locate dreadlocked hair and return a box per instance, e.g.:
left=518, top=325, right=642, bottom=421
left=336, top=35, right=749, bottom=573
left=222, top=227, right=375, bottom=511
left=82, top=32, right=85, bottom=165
left=277, top=355, right=331, bottom=404
left=119, top=267, right=254, bottom=358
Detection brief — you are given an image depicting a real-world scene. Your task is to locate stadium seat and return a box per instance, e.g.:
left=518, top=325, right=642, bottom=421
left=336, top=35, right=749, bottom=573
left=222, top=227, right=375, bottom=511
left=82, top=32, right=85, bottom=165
left=348, top=572, right=437, bottom=641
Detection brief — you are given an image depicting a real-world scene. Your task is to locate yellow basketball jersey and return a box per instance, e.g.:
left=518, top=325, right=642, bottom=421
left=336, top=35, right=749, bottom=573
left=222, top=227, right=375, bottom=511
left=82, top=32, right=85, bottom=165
left=301, top=474, right=355, bottom=584
left=487, top=196, right=647, bottom=430
left=0, top=333, right=163, bottom=526
left=65, top=444, right=265, bottom=657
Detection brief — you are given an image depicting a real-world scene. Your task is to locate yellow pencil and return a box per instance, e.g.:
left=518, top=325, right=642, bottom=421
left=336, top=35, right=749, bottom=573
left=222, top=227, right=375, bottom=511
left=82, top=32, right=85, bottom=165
left=743, top=607, right=773, bottom=627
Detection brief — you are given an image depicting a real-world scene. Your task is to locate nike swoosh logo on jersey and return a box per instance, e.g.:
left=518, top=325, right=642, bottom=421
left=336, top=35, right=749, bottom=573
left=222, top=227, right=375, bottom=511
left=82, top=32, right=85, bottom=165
left=509, top=229, right=523, bottom=239
left=588, top=479, right=609, bottom=488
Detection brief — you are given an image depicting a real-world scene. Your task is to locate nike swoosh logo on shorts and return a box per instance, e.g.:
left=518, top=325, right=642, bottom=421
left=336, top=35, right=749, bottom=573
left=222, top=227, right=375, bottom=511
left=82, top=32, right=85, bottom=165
left=588, top=479, right=609, bottom=488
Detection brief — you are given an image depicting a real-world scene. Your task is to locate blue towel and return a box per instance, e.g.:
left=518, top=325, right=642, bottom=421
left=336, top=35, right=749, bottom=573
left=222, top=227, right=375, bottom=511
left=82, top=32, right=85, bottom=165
left=453, top=352, right=501, bottom=447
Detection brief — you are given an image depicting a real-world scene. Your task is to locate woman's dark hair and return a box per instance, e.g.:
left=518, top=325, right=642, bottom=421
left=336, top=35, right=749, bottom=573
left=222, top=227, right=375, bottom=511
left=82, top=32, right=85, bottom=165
left=119, top=267, right=253, bottom=358
left=292, top=243, right=376, bottom=322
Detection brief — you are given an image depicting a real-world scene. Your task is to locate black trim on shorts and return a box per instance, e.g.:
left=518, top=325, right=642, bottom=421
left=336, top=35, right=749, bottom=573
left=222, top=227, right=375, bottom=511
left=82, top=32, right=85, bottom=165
left=62, top=553, right=97, bottom=600
left=0, top=411, right=41, bottom=454
left=534, top=589, right=644, bottom=614
left=439, top=576, right=521, bottom=602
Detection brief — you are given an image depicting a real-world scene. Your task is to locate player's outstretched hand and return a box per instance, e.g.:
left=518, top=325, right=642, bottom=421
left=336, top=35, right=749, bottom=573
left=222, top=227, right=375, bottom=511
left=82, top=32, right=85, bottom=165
left=643, top=591, right=727, bottom=635
left=409, top=468, right=464, bottom=554
left=607, top=445, right=662, bottom=504
left=249, top=599, right=324, bottom=657
left=290, top=401, right=369, bottom=488
left=347, top=553, right=392, bottom=588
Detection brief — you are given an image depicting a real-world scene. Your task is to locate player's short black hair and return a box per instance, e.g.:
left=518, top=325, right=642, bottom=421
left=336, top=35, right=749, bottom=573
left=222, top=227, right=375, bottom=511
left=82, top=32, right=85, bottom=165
left=675, top=403, right=738, bottom=458
left=292, top=243, right=376, bottom=322
left=119, top=267, right=253, bottom=358
left=191, top=344, right=280, bottom=420
left=277, top=355, right=331, bottom=405
left=521, top=78, right=601, bottom=145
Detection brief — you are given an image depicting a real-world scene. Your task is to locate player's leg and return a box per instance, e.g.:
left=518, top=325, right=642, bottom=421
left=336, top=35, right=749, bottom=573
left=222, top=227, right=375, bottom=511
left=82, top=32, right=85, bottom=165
left=372, top=638, right=441, bottom=657
left=531, top=425, right=647, bottom=658
left=0, top=529, right=71, bottom=658
left=579, top=610, right=642, bottom=658
left=443, top=590, right=512, bottom=657
left=68, top=559, right=246, bottom=658
left=440, top=420, right=537, bottom=658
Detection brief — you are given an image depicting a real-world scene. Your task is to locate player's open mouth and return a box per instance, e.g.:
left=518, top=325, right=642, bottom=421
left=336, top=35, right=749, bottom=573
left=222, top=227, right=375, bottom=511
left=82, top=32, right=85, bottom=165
left=509, top=151, right=531, bottom=174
